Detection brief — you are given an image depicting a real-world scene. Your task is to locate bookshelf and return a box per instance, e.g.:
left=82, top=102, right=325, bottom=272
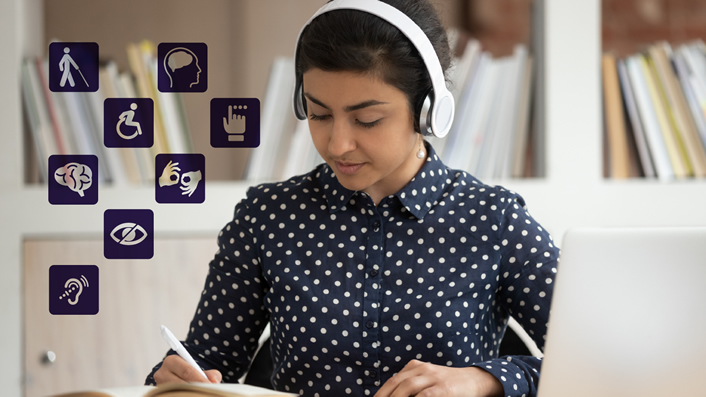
left=1, top=0, right=705, bottom=395
left=600, top=0, right=706, bottom=180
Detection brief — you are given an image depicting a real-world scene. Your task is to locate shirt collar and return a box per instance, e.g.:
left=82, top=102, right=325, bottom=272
left=393, top=143, right=450, bottom=219
left=317, top=142, right=449, bottom=219
left=314, top=163, right=358, bottom=213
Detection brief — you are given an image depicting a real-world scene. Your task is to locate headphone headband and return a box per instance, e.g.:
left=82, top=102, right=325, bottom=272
left=292, top=0, right=455, bottom=138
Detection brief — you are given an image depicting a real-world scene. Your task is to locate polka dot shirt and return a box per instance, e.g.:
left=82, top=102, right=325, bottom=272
left=145, top=144, right=560, bottom=397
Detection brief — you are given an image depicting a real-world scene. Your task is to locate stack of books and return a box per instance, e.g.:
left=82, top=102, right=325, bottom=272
left=22, top=39, right=193, bottom=185
left=433, top=38, right=535, bottom=180
left=602, top=40, right=706, bottom=180
left=247, top=31, right=538, bottom=182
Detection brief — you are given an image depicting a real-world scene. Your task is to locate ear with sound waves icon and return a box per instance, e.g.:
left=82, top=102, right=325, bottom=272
left=59, top=275, right=89, bottom=305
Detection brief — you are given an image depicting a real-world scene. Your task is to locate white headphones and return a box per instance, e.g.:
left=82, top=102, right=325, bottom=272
left=292, top=0, right=455, bottom=139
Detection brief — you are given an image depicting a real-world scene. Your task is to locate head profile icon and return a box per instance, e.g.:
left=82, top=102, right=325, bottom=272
left=164, top=47, right=201, bottom=89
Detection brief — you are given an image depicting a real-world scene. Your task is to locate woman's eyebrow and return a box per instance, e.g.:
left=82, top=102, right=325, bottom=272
left=304, top=93, right=389, bottom=112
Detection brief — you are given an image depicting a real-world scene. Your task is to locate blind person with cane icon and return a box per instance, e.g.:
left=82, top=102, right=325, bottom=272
left=49, top=42, right=98, bottom=93
left=59, top=47, right=88, bottom=88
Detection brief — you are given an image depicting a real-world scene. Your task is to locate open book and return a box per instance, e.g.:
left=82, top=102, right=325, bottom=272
left=53, top=382, right=297, bottom=397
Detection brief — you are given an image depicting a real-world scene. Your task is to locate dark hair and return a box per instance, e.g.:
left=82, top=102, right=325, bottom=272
left=296, top=0, right=452, bottom=133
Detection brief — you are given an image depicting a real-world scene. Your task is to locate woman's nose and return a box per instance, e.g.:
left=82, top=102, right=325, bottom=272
left=328, top=119, right=357, bottom=157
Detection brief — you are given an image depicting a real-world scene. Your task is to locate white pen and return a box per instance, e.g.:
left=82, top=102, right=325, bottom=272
left=160, top=324, right=209, bottom=381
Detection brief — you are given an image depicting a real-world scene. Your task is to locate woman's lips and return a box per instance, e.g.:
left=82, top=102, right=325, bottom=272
left=335, top=161, right=364, bottom=175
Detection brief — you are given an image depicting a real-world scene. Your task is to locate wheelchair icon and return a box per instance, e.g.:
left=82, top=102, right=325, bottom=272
left=116, top=103, right=143, bottom=140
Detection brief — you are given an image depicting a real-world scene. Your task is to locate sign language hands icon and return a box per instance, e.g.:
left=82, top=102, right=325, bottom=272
left=155, top=154, right=205, bottom=204
left=159, top=161, right=181, bottom=187
left=180, top=170, right=202, bottom=197
left=223, top=105, right=246, bottom=141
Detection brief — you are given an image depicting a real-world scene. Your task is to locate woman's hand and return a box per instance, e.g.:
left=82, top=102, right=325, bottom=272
left=374, top=360, right=503, bottom=397
left=153, top=355, right=222, bottom=385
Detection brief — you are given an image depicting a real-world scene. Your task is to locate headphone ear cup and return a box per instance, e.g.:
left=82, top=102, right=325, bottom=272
left=301, top=85, right=308, bottom=116
left=417, top=88, right=434, bottom=136
left=293, top=78, right=308, bottom=120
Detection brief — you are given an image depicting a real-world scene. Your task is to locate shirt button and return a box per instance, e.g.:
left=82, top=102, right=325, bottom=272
left=369, top=269, right=379, bottom=277
left=366, top=320, right=374, bottom=329
left=369, top=370, right=377, bottom=378
left=373, top=222, right=380, bottom=232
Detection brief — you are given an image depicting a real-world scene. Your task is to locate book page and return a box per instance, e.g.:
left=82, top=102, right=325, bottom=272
left=146, top=383, right=296, bottom=397
left=53, top=386, right=156, bottom=397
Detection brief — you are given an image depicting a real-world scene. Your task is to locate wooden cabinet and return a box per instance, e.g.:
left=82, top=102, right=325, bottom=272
left=23, top=237, right=215, bottom=397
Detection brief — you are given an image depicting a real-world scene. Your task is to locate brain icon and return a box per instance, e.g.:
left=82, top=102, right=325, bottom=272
left=55, top=162, right=93, bottom=197
left=167, top=50, right=194, bottom=72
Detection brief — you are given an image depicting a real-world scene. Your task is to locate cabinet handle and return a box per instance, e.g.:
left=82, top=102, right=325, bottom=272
left=41, top=351, right=56, bottom=365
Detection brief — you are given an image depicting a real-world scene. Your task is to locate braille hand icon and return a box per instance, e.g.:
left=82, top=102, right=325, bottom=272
left=159, top=161, right=181, bottom=187
left=223, top=105, right=246, bottom=141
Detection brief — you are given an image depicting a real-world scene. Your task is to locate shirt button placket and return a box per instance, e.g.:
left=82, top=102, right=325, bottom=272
left=362, top=208, right=384, bottom=388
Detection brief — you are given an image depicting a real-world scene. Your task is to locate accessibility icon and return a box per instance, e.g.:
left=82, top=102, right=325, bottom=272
left=49, top=265, right=99, bottom=315
left=155, top=153, right=205, bottom=204
left=104, top=98, right=154, bottom=147
left=48, top=154, right=98, bottom=205
left=104, top=209, right=154, bottom=259
left=158, top=43, right=207, bottom=92
left=48, top=42, right=99, bottom=92
left=210, top=98, right=260, bottom=148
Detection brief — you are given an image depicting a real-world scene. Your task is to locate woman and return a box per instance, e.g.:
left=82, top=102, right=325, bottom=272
left=146, top=1, right=559, bottom=396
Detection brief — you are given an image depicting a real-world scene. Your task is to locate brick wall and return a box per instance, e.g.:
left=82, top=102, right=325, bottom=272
left=463, top=0, right=532, bottom=57
left=460, top=0, right=706, bottom=58
left=603, top=0, right=706, bottom=57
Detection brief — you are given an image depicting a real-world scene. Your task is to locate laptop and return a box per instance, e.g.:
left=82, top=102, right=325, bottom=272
left=537, top=227, right=706, bottom=397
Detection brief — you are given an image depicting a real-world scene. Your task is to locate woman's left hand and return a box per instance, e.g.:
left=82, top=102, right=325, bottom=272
left=374, top=359, right=504, bottom=397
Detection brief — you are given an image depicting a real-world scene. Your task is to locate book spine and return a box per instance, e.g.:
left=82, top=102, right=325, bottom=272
left=602, top=53, right=631, bottom=178
left=497, top=45, right=529, bottom=179
left=36, top=57, right=67, bottom=155
left=21, top=60, right=48, bottom=182
left=674, top=49, right=706, bottom=156
left=654, top=43, right=706, bottom=177
left=246, top=57, right=296, bottom=181
left=626, top=55, right=673, bottom=180
left=646, top=50, right=692, bottom=177
left=617, top=59, right=656, bottom=178
left=511, top=55, right=534, bottom=178
left=27, top=58, right=58, bottom=163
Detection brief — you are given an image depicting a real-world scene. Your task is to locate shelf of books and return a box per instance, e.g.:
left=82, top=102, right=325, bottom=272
left=601, top=0, right=706, bottom=180
left=22, top=41, right=194, bottom=186
left=14, top=0, right=552, bottom=241
left=21, top=38, right=543, bottom=187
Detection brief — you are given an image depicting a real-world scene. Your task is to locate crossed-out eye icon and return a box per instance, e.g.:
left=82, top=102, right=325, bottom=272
left=104, top=209, right=153, bottom=260
left=110, top=222, right=148, bottom=246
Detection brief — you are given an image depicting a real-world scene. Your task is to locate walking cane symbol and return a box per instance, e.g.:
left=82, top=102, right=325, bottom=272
left=76, top=67, right=89, bottom=87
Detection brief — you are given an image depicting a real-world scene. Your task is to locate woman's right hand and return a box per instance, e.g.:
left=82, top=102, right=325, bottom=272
left=153, top=355, right=222, bottom=385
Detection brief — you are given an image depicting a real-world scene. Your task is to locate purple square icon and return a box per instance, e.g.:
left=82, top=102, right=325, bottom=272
left=104, top=209, right=154, bottom=259
left=49, top=265, right=99, bottom=315
left=104, top=98, right=154, bottom=147
left=157, top=43, right=207, bottom=92
left=48, top=42, right=99, bottom=92
left=211, top=98, right=260, bottom=148
left=48, top=154, right=98, bottom=205
left=155, top=154, right=205, bottom=203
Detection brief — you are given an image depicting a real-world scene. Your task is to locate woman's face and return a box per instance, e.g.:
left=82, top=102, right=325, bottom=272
left=303, top=68, right=425, bottom=204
